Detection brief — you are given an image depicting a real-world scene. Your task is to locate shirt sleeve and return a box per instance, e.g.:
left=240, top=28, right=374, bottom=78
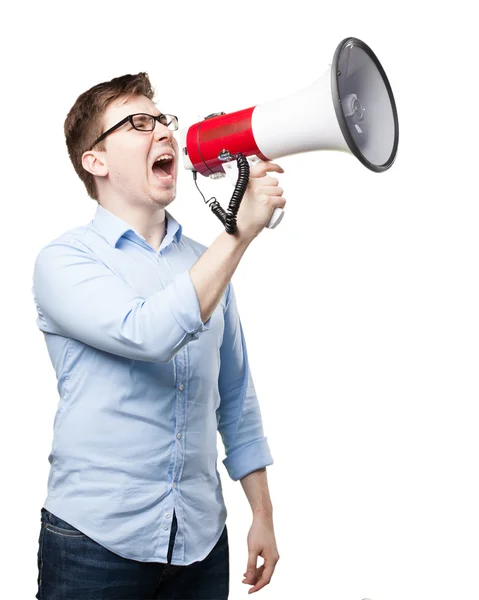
left=216, top=283, right=274, bottom=481
left=32, top=237, right=210, bottom=363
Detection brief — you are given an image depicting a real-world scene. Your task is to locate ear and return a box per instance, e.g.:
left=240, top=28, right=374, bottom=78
left=82, top=150, right=108, bottom=178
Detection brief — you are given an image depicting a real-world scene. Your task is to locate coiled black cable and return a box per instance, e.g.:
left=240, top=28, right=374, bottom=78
left=193, top=152, right=250, bottom=235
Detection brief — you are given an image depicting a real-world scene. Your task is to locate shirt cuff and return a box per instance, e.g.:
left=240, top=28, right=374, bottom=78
left=165, top=270, right=211, bottom=335
left=222, top=438, right=274, bottom=481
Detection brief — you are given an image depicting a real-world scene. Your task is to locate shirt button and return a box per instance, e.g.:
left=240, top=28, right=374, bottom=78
left=179, top=384, right=184, bottom=391
left=177, top=433, right=182, bottom=440
left=165, top=513, right=171, bottom=518
left=172, top=482, right=177, bottom=489
left=163, top=526, right=168, bottom=530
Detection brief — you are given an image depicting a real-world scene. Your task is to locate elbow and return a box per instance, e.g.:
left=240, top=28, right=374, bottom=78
left=155, top=349, right=176, bottom=364
left=119, top=301, right=201, bottom=363
left=144, top=331, right=199, bottom=364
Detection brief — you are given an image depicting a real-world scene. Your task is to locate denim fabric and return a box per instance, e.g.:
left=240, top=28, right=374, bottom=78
left=36, top=507, right=229, bottom=599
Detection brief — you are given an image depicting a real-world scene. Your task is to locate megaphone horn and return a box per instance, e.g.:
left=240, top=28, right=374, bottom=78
left=180, top=37, right=399, bottom=232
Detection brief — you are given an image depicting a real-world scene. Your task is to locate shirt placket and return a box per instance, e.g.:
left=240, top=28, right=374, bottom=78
left=155, top=245, right=188, bottom=562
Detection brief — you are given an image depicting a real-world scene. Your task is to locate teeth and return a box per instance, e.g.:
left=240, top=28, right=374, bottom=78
left=154, top=154, right=173, bottom=163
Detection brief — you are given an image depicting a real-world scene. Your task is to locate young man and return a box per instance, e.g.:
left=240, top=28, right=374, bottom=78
left=32, top=73, right=285, bottom=599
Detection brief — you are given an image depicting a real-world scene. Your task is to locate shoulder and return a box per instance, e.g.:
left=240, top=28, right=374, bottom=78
left=33, top=222, right=101, bottom=268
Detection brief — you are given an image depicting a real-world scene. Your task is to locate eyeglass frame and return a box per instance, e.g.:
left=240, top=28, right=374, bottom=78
left=88, top=113, right=179, bottom=151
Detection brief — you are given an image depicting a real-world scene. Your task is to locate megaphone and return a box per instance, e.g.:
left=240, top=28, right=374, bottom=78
left=180, top=37, right=399, bottom=232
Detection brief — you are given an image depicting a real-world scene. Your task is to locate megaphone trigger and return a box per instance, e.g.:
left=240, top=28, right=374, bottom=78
left=222, top=154, right=258, bottom=185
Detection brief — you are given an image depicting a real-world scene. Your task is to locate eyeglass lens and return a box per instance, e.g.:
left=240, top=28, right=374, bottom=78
left=131, top=114, right=178, bottom=131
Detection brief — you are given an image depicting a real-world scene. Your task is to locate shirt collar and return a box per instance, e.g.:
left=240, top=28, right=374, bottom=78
left=92, top=203, right=183, bottom=250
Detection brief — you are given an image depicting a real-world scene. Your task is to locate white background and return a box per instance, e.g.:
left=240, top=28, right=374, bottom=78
left=1, top=1, right=478, bottom=599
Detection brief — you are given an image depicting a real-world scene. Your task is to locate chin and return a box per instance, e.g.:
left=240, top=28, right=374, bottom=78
left=151, top=188, right=176, bottom=206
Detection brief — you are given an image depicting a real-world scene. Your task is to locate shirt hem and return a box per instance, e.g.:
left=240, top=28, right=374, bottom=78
left=42, top=498, right=227, bottom=566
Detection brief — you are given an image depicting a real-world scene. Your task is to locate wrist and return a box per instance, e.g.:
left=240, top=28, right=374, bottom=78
left=252, top=504, right=273, bottom=519
left=218, top=229, right=253, bottom=251
left=232, top=229, right=256, bottom=249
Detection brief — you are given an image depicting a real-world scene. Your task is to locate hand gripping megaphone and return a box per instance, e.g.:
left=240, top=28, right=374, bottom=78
left=179, top=37, right=399, bottom=233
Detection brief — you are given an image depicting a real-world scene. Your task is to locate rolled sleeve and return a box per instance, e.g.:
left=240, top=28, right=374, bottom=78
left=164, top=270, right=211, bottom=335
left=222, top=437, right=273, bottom=481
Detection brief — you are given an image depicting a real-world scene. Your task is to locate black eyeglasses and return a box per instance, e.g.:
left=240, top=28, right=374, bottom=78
left=89, top=113, right=179, bottom=150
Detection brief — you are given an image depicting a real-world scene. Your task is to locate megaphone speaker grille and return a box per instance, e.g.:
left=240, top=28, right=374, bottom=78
left=332, top=37, right=399, bottom=172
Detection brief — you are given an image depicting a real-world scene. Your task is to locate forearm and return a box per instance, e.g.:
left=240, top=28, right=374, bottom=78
left=190, top=230, right=252, bottom=323
left=240, top=467, right=273, bottom=517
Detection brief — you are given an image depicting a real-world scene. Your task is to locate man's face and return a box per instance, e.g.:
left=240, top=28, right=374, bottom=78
left=95, top=95, right=179, bottom=207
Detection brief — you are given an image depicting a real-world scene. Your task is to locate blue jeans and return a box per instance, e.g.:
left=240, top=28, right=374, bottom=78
left=36, top=507, right=229, bottom=599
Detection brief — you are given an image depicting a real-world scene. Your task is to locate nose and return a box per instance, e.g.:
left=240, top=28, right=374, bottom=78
left=153, top=119, right=173, bottom=143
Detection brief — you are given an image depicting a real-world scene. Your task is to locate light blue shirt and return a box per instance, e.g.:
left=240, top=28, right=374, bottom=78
left=31, top=203, right=273, bottom=565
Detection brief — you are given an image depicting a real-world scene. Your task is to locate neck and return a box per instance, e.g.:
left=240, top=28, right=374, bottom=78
left=99, top=198, right=167, bottom=253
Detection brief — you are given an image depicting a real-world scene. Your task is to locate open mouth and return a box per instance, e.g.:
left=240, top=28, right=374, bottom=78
left=151, top=154, right=175, bottom=181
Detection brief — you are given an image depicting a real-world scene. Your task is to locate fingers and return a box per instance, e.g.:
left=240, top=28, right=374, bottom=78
left=258, top=193, right=286, bottom=209
left=242, top=564, right=264, bottom=585
left=247, top=561, right=276, bottom=594
left=244, top=551, right=257, bottom=584
left=249, top=160, right=284, bottom=178
left=253, top=176, right=281, bottom=188
left=258, top=185, right=284, bottom=197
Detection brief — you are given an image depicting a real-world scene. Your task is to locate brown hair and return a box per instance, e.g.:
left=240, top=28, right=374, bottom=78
left=64, top=72, right=155, bottom=201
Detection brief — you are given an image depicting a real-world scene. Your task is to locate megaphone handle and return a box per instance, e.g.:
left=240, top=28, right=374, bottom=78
left=267, top=207, right=285, bottom=229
